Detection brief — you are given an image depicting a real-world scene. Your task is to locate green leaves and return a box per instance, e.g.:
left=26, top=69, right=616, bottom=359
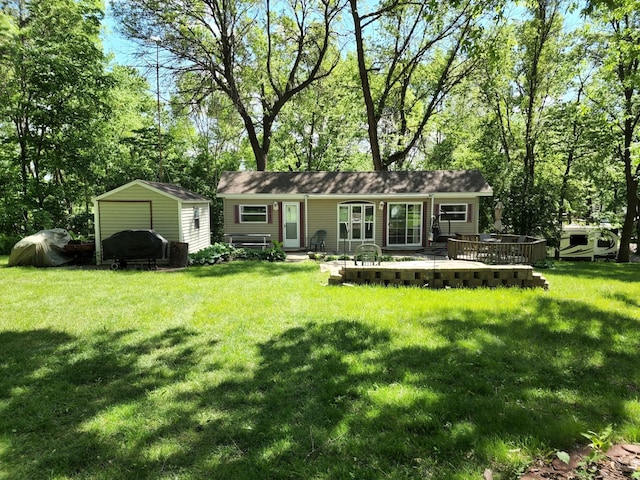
left=113, top=0, right=344, bottom=170
left=556, top=450, right=571, bottom=464
left=0, top=0, right=115, bottom=233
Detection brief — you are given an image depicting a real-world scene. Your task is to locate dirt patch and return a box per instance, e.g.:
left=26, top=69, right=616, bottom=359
left=491, top=444, right=640, bottom=479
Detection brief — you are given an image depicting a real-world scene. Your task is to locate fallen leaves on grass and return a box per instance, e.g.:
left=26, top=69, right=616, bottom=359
left=519, top=444, right=640, bottom=479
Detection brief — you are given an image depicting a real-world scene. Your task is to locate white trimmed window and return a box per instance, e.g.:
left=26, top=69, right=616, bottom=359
left=240, top=205, right=268, bottom=223
left=194, top=207, right=201, bottom=229
left=439, top=204, right=467, bottom=222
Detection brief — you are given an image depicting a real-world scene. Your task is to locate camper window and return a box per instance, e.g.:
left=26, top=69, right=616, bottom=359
left=597, top=234, right=614, bottom=248
left=569, top=234, right=589, bottom=247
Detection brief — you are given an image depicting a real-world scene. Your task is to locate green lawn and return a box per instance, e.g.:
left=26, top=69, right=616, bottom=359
left=1, top=258, right=639, bottom=479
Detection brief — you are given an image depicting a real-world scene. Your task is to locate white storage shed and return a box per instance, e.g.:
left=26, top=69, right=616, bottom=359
left=94, top=180, right=211, bottom=264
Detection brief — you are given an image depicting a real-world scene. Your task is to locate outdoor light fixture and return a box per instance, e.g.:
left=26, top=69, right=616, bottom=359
left=378, top=201, right=385, bottom=211
left=273, top=201, right=279, bottom=211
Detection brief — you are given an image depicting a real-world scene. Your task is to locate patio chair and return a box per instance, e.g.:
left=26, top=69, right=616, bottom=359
left=508, top=235, right=529, bottom=263
left=309, top=230, right=327, bottom=252
left=354, top=243, right=382, bottom=266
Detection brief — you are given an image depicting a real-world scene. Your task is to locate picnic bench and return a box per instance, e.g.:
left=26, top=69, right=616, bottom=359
left=224, top=233, right=272, bottom=250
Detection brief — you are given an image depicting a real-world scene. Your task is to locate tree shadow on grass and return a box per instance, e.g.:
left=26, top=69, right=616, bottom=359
left=543, top=261, right=640, bottom=283
left=180, top=305, right=640, bottom=479
left=186, top=260, right=319, bottom=278
left=0, top=326, right=219, bottom=479
left=421, top=295, right=640, bottom=443
left=608, top=292, right=640, bottom=308
left=1, top=299, right=639, bottom=479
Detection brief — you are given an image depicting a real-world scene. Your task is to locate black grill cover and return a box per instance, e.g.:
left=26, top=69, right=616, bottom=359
left=102, top=230, right=169, bottom=260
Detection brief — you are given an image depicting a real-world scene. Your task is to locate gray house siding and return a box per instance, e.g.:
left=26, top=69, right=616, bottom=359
left=223, top=196, right=482, bottom=253
left=223, top=200, right=281, bottom=239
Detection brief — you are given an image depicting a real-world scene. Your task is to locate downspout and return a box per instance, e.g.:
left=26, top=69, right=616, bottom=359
left=430, top=194, right=435, bottom=243
left=177, top=201, right=184, bottom=243
left=93, top=199, right=101, bottom=265
left=304, top=195, right=309, bottom=251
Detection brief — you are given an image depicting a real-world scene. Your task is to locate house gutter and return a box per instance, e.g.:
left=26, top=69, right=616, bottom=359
left=218, top=192, right=492, bottom=201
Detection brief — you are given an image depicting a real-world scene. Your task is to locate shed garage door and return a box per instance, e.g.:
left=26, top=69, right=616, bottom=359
left=98, top=201, right=152, bottom=243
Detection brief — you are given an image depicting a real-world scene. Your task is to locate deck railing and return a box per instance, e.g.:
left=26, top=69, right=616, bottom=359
left=447, top=234, right=547, bottom=265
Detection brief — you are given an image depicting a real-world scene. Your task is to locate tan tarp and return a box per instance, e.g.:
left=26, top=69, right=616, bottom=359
left=8, top=229, right=74, bottom=267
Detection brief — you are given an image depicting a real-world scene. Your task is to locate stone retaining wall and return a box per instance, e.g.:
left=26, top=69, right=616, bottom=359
left=331, top=265, right=548, bottom=289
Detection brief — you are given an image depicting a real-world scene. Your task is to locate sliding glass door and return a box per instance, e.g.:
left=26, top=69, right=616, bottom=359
left=388, top=203, right=422, bottom=246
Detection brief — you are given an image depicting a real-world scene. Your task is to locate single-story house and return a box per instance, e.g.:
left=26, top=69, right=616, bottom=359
left=216, top=170, right=493, bottom=252
left=94, top=180, right=211, bottom=264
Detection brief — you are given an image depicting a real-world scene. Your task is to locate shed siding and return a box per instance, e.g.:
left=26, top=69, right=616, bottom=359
left=95, top=181, right=211, bottom=264
left=97, top=184, right=178, bottom=264
left=100, top=184, right=180, bottom=240
left=104, top=183, right=159, bottom=202
left=98, top=201, right=152, bottom=243
left=181, top=203, right=211, bottom=253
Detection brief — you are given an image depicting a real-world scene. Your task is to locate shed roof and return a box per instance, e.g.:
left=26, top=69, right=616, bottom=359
left=138, top=180, right=211, bottom=202
left=95, top=180, right=210, bottom=202
left=217, top=170, right=492, bottom=196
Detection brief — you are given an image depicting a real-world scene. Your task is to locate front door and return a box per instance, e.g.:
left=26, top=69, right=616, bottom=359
left=283, top=202, right=300, bottom=249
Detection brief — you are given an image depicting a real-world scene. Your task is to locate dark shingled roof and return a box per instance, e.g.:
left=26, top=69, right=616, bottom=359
left=140, top=180, right=211, bottom=202
left=217, top=170, right=492, bottom=196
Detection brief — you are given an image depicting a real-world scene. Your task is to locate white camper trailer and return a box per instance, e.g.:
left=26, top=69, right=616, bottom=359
left=559, top=224, right=619, bottom=260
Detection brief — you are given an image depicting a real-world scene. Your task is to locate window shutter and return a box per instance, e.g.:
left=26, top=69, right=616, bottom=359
left=234, top=205, right=240, bottom=223
left=268, top=205, right=273, bottom=224
left=381, top=203, right=387, bottom=247
left=467, top=204, right=473, bottom=223
left=422, top=202, right=428, bottom=247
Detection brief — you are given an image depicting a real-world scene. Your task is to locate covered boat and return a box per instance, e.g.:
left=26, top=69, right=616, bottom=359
left=8, top=229, right=74, bottom=267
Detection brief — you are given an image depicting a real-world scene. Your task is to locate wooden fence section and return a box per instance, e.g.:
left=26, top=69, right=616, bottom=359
left=335, top=263, right=548, bottom=289
left=447, top=235, right=547, bottom=265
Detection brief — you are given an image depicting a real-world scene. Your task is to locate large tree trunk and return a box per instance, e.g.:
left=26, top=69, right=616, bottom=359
left=617, top=119, right=638, bottom=262
left=235, top=99, right=269, bottom=171
left=243, top=122, right=268, bottom=171
left=556, top=150, right=574, bottom=259
left=349, top=0, right=384, bottom=171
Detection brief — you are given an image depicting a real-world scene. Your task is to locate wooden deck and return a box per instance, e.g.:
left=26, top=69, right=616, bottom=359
left=447, top=234, right=547, bottom=265
left=328, top=259, right=548, bottom=289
